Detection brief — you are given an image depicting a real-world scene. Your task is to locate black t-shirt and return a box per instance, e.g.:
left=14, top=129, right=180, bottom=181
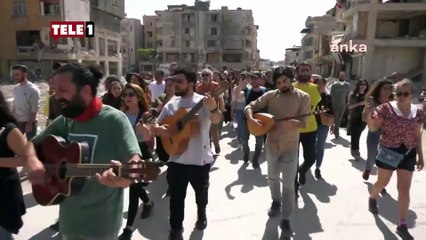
left=0, top=123, right=26, bottom=234
left=243, top=87, right=268, bottom=113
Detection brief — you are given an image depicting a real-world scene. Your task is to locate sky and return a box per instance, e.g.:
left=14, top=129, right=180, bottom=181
left=124, top=0, right=337, bottom=62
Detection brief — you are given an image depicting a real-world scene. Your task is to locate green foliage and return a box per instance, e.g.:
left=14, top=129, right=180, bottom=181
left=137, top=48, right=156, bottom=61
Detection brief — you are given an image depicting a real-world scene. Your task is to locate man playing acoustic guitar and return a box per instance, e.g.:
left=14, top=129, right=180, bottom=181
left=245, top=66, right=311, bottom=238
left=152, top=68, right=222, bottom=240
left=24, top=63, right=148, bottom=240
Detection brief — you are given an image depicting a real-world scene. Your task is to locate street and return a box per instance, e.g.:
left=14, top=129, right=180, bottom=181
left=15, top=124, right=426, bottom=240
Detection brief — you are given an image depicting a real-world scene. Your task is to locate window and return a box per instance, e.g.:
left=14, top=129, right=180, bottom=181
left=147, top=42, right=153, bottom=48
left=184, top=28, right=190, bottom=34
left=185, top=41, right=190, bottom=47
left=42, top=2, right=60, bottom=15
left=130, top=26, right=133, bottom=31
left=13, top=1, right=26, bottom=16
left=147, top=31, right=153, bottom=37
left=210, top=28, right=217, bottom=35
left=210, top=14, right=218, bottom=23
left=207, top=40, right=217, bottom=47
left=171, top=40, right=175, bottom=47
left=156, top=40, right=162, bottom=47
left=111, top=0, right=118, bottom=7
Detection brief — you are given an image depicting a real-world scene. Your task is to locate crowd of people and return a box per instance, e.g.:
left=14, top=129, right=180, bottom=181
left=0, top=61, right=425, bottom=240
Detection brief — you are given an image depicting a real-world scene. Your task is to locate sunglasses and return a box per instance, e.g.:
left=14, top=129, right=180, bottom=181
left=122, top=92, right=135, bottom=98
left=396, top=91, right=410, bottom=97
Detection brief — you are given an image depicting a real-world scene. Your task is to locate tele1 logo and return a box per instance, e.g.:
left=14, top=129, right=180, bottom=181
left=50, top=21, right=95, bottom=41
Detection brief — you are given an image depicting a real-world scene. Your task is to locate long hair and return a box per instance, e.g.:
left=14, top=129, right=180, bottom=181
left=122, top=83, right=150, bottom=113
left=353, top=79, right=369, bottom=95
left=366, top=78, right=394, bottom=103
left=0, top=91, right=17, bottom=126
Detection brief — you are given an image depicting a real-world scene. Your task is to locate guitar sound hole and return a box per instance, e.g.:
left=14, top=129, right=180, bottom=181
left=58, top=162, right=67, bottom=180
left=176, top=121, right=183, bottom=131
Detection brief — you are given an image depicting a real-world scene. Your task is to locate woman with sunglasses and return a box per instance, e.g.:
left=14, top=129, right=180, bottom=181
left=361, top=78, right=394, bottom=181
left=118, top=83, right=155, bottom=240
left=347, top=79, right=369, bottom=160
left=365, top=79, right=425, bottom=240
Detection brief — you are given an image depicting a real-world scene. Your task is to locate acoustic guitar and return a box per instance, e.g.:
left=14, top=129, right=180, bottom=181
left=160, top=80, right=230, bottom=155
left=247, top=109, right=328, bottom=136
left=0, top=135, right=161, bottom=206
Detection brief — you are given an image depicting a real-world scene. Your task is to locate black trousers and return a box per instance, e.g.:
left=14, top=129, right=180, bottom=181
left=125, top=142, right=153, bottom=227
left=155, top=137, right=169, bottom=163
left=126, top=182, right=150, bottom=227
left=167, top=162, right=210, bottom=230
left=298, top=131, right=317, bottom=174
left=349, top=121, right=365, bottom=151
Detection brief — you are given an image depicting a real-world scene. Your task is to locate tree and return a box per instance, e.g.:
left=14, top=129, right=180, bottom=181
left=137, top=48, right=157, bottom=61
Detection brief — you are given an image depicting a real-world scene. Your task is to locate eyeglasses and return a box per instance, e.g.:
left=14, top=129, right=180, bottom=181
left=396, top=91, right=410, bottom=97
left=122, top=92, right=135, bottom=98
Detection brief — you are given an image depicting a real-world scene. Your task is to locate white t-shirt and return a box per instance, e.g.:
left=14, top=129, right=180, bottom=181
left=156, top=93, right=213, bottom=166
left=149, top=81, right=165, bottom=101
left=12, top=81, right=40, bottom=122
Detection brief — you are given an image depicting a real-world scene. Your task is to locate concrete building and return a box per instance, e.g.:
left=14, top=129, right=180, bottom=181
left=0, top=0, right=124, bottom=82
left=299, top=15, right=345, bottom=76
left=142, top=1, right=259, bottom=71
left=284, top=46, right=301, bottom=66
left=337, top=0, right=426, bottom=82
left=120, top=18, right=144, bottom=73
left=140, top=15, right=159, bottom=72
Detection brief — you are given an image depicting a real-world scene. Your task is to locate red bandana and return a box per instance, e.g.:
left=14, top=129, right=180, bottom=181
left=72, top=97, right=103, bottom=122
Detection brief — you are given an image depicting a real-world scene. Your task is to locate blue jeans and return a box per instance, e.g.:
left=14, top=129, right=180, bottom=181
left=366, top=130, right=380, bottom=171
left=235, top=109, right=245, bottom=144
left=315, top=124, right=329, bottom=169
left=0, top=225, right=13, bottom=240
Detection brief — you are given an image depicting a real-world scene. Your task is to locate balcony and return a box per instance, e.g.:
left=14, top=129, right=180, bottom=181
left=342, top=1, right=426, bottom=19
left=374, top=37, right=426, bottom=47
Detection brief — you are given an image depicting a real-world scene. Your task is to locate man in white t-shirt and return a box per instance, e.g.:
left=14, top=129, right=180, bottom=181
left=149, top=69, right=166, bottom=102
left=11, top=64, right=40, bottom=140
left=153, top=68, right=222, bottom=240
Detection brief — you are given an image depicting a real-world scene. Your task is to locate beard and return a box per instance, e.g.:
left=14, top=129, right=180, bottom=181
left=297, top=75, right=311, bottom=82
left=279, top=87, right=290, bottom=94
left=339, top=78, right=345, bottom=82
left=175, top=86, right=189, bottom=97
left=15, top=77, right=24, bottom=83
left=59, top=95, right=87, bottom=118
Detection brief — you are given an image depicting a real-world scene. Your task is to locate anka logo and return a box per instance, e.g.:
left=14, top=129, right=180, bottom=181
left=50, top=21, right=95, bottom=41
left=330, top=40, right=367, bottom=53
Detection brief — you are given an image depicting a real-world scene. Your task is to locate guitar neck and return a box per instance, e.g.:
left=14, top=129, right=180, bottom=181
left=277, top=112, right=317, bottom=122
left=0, top=157, right=25, bottom=168
left=60, top=164, right=120, bottom=178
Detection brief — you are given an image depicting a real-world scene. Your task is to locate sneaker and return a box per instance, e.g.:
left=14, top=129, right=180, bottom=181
left=362, top=170, right=370, bottom=180
left=280, top=219, right=293, bottom=238
left=267, top=201, right=281, bottom=217
left=252, top=160, right=260, bottom=169
left=314, top=169, right=322, bottom=179
left=118, top=227, right=133, bottom=240
left=351, top=149, right=361, bottom=158
left=49, top=221, right=59, bottom=231
left=368, top=198, right=378, bottom=215
left=140, top=200, right=154, bottom=219
left=168, top=229, right=183, bottom=240
left=396, top=224, right=414, bottom=240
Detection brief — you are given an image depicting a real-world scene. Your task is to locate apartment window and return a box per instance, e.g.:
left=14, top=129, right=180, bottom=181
left=207, top=40, right=217, bottom=47
left=130, top=25, right=133, bottom=31
left=156, top=40, right=162, bottom=47
left=171, top=40, right=175, bottom=47
left=147, top=31, right=153, bottom=37
left=210, top=14, right=218, bottom=22
left=150, top=22, right=153, bottom=27
left=111, top=0, right=118, bottom=7
left=210, top=28, right=217, bottom=35
left=185, top=41, right=190, bottom=47
left=184, top=28, right=190, bottom=34
left=13, top=0, right=27, bottom=16
left=41, top=1, right=60, bottom=16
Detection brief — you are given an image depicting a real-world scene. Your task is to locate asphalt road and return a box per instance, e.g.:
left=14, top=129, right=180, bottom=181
left=14, top=124, right=426, bottom=240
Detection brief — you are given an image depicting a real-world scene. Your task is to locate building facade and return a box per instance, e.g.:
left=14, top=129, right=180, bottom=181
left=120, top=18, right=144, bottom=73
left=142, top=1, right=259, bottom=71
left=284, top=46, right=301, bottom=66
left=337, top=0, right=426, bottom=82
left=0, top=0, right=124, bottom=82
